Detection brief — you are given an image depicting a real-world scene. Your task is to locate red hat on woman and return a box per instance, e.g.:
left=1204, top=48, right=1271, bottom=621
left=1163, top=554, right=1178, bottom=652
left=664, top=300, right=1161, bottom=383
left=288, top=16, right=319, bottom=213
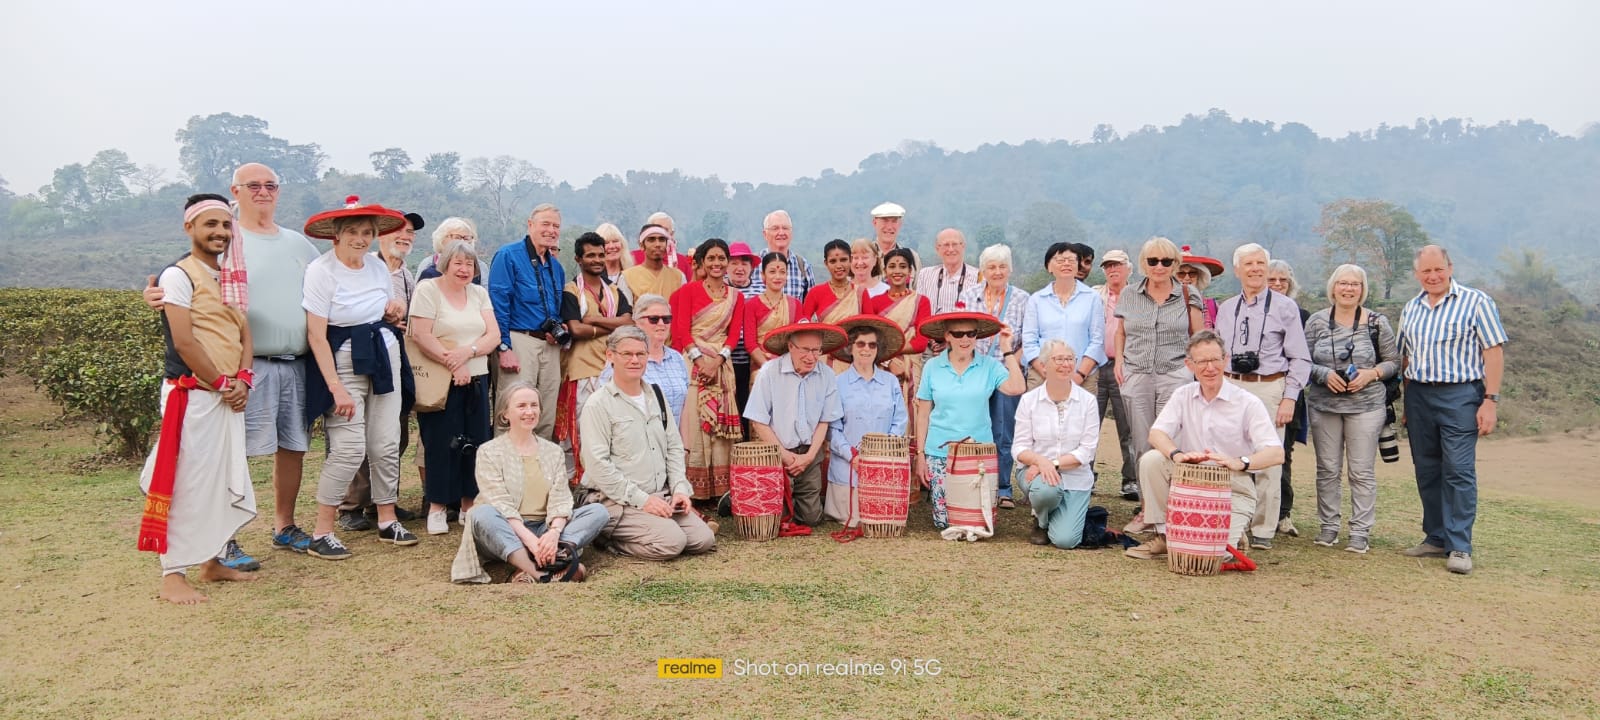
left=304, top=195, right=408, bottom=240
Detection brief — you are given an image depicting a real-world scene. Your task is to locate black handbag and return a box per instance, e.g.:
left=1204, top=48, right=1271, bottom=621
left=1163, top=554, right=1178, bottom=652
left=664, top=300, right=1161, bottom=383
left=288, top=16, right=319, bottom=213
left=1367, top=313, right=1402, bottom=405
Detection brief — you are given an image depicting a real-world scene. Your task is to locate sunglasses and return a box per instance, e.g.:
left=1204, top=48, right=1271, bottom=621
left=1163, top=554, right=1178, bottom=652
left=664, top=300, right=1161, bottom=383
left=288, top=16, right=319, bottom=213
left=1146, top=257, right=1176, bottom=267
left=1338, top=339, right=1355, bottom=363
left=240, top=182, right=280, bottom=193
left=853, top=340, right=879, bottom=349
left=641, top=315, right=673, bottom=324
left=946, top=329, right=978, bottom=339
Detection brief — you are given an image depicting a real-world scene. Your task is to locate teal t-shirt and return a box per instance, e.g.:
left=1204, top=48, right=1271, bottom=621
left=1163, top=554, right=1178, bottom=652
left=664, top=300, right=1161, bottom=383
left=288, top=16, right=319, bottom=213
left=916, top=352, right=1009, bottom=457
left=242, top=225, right=320, bottom=357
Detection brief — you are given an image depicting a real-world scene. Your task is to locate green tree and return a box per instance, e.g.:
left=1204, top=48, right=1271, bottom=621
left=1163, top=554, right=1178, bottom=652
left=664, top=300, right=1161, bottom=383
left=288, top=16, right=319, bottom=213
left=44, top=163, right=95, bottom=226
left=84, top=149, right=137, bottom=203
left=1497, top=249, right=1577, bottom=307
left=422, top=152, right=461, bottom=191
left=1011, top=201, right=1086, bottom=268
left=175, top=113, right=325, bottom=188
left=1316, top=199, right=1430, bottom=300
left=369, top=147, right=412, bottom=181
left=974, top=224, right=1006, bottom=249
left=699, top=209, right=730, bottom=240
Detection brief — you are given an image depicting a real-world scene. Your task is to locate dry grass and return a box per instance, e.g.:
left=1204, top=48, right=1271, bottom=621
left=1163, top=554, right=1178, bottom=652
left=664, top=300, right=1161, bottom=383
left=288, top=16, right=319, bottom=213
left=1, top=374, right=1598, bottom=719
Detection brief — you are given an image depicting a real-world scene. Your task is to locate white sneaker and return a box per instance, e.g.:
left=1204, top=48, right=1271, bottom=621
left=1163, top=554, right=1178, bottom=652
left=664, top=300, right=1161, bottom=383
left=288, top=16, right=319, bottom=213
left=427, top=510, right=449, bottom=535
left=1277, top=517, right=1299, bottom=537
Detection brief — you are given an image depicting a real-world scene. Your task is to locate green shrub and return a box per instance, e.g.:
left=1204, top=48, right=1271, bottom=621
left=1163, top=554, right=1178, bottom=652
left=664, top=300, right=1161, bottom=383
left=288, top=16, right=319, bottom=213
left=1, top=289, right=164, bottom=458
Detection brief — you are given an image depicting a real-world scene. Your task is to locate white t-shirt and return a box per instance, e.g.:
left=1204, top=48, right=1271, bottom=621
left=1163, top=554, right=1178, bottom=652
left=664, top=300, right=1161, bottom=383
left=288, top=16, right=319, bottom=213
left=157, top=262, right=219, bottom=309
left=302, top=250, right=395, bottom=351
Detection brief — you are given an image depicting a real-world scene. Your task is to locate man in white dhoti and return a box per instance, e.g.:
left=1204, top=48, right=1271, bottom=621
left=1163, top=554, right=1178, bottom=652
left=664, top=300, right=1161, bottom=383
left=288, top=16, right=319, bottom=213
left=138, top=193, right=261, bottom=604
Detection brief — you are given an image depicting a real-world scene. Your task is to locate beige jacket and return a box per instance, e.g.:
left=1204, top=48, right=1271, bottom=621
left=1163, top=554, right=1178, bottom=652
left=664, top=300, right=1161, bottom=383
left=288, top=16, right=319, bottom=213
left=450, top=433, right=568, bottom=584
left=578, top=379, right=690, bottom=508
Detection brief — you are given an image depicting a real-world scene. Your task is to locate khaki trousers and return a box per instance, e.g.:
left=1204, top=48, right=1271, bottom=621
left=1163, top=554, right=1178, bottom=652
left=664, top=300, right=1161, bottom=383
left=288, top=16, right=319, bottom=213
left=592, top=491, right=716, bottom=561
left=1227, top=376, right=1286, bottom=540
left=497, top=332, right=562, bottom=440
left=1137, top=450, right=1257, bottom=548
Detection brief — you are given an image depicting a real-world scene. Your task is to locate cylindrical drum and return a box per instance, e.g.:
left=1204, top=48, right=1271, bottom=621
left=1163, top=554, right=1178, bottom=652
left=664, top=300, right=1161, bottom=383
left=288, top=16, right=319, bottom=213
left=940, top=441, right=998, bottom=541
left=858, top=433, right=911, bottom=538
left=730, top=442, right=783, bottom=541
left=1166, top=462, right=1233, bottom=576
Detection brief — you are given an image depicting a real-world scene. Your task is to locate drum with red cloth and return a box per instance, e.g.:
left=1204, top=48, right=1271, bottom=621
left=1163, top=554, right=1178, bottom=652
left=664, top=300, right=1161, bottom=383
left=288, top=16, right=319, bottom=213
left=858, top=433, right=911, bottom=538
left=730, top=442, right=783, bottom=541
left=1166, top=462, right=1232, bottom=576
left=939, top=440, right=998, bottom=541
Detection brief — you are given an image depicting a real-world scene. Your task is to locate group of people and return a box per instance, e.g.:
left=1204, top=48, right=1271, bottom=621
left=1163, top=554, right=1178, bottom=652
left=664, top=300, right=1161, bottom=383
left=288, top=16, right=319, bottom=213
left=136, top=162, right=1508, bottom=603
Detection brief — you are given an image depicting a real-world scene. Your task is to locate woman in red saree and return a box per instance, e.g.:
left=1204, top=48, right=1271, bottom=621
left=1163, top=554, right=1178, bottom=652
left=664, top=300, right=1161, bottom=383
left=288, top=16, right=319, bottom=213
left=868, top=248, right=931, bottom=455
left=744, top=252, right=802, bottom=380
left=669, top=239, right=747, bottom=500
left=801, top=239, right=868, bottom=324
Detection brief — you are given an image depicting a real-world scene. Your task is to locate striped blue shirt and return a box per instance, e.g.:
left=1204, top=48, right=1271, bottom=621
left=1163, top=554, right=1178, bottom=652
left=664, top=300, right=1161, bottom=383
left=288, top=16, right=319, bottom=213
left=1398, top=281, right=1508, bottom=383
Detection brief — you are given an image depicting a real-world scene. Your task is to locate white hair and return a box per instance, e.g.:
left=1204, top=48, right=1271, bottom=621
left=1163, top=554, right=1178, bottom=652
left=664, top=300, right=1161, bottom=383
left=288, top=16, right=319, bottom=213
left=529, top=203, right=560, bottom=220
left=646, top=211, right=674, bottom=232
left=763, top=210, right=792, bottom=229
left=1232, top=243, right=1270, bottom=268
left=633, top=293, right=669, bottom=315
left=1038, top=338, right=1077, bottom=363
left=1325, top=264, right=1371, bottom=305
left=230, top=164, right=279, bottom=185
left=430, top=217, right=478, bottom=254
left=978, top=243, right=1013, bottom=270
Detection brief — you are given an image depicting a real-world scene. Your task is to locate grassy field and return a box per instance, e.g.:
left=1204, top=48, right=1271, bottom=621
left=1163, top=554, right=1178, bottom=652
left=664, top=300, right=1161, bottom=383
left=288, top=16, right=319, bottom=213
left=1, top=375, right=1598, bottom=720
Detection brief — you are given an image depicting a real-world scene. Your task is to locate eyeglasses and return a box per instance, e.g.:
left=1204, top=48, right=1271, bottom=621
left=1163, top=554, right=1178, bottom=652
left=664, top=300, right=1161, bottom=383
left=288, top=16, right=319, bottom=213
left=445, top=233, right=476, bottom=242
left=1146, top=257, right=1176, bottom=267
left=791, top=345, right=823, bottom=355
left=613, top=351, right=648, bottom=360
left=640, top=315, right=673, bottom=325
left=1189, top=356, right=1226, bottom=367
left=1048, top=355, right=1076, bottom=364
left=946, top=329, right=978, bottom=339
left=853, top=341, right=879, bottom=349
left=239, top=182, right=279, bottom=194
left=1334, top=281, right=1363, bottom=289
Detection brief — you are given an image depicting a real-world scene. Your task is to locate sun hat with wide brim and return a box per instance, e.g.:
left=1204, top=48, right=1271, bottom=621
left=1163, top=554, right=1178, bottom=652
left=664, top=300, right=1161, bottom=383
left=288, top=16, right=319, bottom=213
left=304, top=195, right=408, bottom=240
left=829, top=314, right=906, bottom=362
left=761, top=322, right=848, bottom=357
left=917, top=311, right=1002, bottom=341
left=1180, top=245, right=1226, bottom=278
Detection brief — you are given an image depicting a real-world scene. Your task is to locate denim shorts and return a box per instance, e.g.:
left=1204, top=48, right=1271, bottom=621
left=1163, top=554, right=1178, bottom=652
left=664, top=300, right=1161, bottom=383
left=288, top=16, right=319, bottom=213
left=244, top=355, right=311, bottom=456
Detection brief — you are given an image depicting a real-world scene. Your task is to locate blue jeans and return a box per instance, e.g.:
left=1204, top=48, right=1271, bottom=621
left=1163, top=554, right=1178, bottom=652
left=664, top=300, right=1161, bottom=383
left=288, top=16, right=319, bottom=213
left=989, top=391, right=1020, bottom=498
left=1022, top=475, right=1090, bottom=549
left=1404, top=381, right=1483, bottom=554
left=468, top=504, right=608, bottom=561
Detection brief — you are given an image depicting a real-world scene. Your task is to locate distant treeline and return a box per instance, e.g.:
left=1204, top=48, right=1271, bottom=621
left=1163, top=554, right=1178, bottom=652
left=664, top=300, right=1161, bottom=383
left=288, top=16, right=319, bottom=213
left=2, top=109, right=1597, bottom=300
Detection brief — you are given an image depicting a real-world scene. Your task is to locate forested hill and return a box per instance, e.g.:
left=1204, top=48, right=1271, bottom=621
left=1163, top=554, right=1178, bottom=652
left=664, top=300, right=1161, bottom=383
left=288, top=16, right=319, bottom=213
left=3, top=110, right=1597, bottom=299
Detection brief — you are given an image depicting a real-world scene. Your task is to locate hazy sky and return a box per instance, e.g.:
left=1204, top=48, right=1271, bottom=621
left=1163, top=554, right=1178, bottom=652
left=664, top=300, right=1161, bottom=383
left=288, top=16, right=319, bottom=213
left=2, top=1, right=1595, bottom=193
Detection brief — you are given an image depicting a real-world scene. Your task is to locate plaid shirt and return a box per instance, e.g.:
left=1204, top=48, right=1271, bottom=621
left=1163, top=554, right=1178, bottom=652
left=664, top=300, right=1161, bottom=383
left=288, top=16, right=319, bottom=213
left=730, top=283, right=762, bottom=363
left=754, top=248, right=815, bottom=302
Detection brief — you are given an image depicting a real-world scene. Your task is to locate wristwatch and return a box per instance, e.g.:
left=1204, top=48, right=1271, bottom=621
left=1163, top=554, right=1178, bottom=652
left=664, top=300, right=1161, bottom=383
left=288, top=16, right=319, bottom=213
left=1484, top=393, right=1500, bottom=402
left=1240, top=456, right=1252, bottom=471
left=1052, top=456, right=1061, bottom=469
left=469, top=344, right=479, bottom=357
left=1169, top=449, right=1183, bottom=462
left=498, top=342, right=511, bottom=353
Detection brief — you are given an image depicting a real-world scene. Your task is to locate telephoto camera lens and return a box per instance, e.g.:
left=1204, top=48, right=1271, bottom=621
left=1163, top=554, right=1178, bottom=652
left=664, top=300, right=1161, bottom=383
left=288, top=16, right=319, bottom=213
left=1378, top=423, right=1400, bottom=463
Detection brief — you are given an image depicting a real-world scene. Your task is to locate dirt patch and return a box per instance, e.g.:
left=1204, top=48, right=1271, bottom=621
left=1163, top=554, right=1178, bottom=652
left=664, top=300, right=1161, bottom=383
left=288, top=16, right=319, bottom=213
left=1475, top=430, right=1600, bottom=509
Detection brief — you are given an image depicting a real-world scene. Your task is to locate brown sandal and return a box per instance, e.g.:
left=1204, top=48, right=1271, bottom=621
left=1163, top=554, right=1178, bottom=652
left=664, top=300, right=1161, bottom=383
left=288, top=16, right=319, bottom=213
left=510, top=570, right=542, bottom=584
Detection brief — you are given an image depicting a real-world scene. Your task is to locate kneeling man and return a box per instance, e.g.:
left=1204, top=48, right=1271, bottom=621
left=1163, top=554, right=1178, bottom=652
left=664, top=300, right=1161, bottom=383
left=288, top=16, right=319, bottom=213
left=579, top=327, right=715, bottom=559
left=1125, top=330, right=1283, bottom=559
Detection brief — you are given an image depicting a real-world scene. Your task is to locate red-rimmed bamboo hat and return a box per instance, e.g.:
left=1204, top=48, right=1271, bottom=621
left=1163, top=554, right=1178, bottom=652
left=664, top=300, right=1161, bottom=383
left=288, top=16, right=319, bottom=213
left=830, top=314, right=905, bottom=362
left=917, top=311, right=1002, bottom=341
left=1180, top=245, right=1226, bottom=277
left=761, top=322, right=848, bottom=357
left=304, top=195, right=408, bottom=240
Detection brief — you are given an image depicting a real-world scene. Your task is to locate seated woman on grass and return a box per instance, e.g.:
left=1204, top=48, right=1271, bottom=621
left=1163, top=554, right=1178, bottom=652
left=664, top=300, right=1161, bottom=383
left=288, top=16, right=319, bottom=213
left=450, top=381, right=608, bottom=583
